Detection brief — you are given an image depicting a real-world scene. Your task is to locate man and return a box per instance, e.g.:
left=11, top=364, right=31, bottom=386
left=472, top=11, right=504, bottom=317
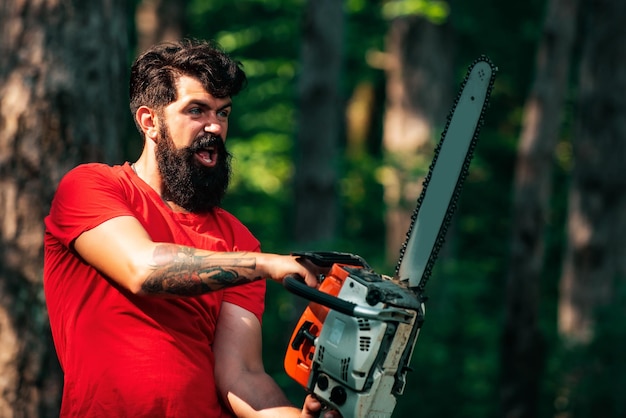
left=44, top=39, right=335, bottom=417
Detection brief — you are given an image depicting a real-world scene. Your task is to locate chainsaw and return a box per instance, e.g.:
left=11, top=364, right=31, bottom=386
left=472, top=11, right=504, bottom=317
left=283, top=56, right=497, bottom=417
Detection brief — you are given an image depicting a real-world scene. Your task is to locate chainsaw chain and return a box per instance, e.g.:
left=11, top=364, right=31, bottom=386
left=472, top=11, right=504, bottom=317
left=394, top=56, right=497, bottom=294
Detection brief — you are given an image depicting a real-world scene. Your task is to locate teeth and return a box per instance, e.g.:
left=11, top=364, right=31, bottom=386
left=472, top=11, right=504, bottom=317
left=196, top=149, right=214, bottom=163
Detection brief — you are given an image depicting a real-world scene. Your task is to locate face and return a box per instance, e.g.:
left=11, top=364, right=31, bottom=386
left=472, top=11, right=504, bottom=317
left=154, top=76, right=233, bottom=213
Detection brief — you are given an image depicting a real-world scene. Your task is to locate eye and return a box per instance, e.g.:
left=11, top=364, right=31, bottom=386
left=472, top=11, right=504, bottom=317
left=217, top=108, right=230, bottom=120
left=188, top=107, right=202, bottom=115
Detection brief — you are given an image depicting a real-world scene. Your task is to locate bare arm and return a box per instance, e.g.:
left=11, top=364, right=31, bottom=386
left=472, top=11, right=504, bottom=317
left=213, top=303, right=327, bottom=418
left=73, top=215, right=319, bottom=296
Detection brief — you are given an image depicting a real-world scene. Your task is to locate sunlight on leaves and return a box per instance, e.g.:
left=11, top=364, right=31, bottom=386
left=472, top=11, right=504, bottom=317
left=382, top=0, right=450, bottom=23
left=239, top=59, right=296, bottom=79
left=347, top=0, right=367, bottom=13
left=216, top=28, right=263, bottom=52
left=229, top=133, right=293, bottom=196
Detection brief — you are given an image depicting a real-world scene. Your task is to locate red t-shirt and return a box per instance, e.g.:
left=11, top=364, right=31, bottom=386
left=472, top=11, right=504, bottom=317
left=44, top=162, right=266, bottom=417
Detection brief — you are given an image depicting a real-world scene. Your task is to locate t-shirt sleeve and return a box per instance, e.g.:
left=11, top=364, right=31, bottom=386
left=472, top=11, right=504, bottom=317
left=222, top=280, right=266, bottom=324
left=221, top=222, right=266, bottom=323
left=46, top=164, right=134, bottom=248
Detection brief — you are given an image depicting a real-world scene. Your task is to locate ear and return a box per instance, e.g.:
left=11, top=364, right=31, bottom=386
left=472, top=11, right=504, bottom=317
left=135, top=106, right=159, bottom=142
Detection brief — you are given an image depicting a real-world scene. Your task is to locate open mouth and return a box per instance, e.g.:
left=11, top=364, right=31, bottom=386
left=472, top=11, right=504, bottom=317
left=194, top=145, right=218, bottom=168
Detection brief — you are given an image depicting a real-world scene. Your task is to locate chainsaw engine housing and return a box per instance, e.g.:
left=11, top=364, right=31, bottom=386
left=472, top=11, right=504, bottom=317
left=284, top=255, right=424, bottom=417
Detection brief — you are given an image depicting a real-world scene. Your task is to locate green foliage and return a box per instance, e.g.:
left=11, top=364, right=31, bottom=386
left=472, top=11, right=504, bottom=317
left=222, top=133, right=294, bottom=251
left=382, top=0, right=450, bottom=23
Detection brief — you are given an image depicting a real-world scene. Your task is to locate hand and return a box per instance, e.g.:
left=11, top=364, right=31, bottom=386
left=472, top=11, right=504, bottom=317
left=301, top=394, right=341, bottom=418
left=262, top=254, right=326, bottom=288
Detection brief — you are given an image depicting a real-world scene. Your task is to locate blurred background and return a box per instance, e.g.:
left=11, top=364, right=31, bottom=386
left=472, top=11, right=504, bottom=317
left=1, top=0, right=625, bottom=417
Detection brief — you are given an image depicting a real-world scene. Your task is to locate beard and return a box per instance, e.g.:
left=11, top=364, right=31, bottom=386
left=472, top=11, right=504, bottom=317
left=155, top=123, right=231, bottom=214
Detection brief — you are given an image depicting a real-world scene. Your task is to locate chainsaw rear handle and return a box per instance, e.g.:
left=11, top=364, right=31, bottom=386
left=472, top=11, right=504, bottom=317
left=283, top=275, right=414, bottom=323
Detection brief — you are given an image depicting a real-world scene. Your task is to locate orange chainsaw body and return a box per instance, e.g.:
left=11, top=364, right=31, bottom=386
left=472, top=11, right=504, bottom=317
left=284, top=263, right=357, bottom=387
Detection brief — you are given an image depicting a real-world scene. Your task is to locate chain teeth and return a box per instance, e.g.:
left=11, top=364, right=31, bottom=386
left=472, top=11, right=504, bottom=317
left=394, top=56, right=497, bottom=294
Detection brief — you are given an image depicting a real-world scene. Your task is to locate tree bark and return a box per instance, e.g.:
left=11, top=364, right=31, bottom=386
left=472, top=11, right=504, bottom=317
left=558, top=0, right=626, bottom=344
left=381, top=15, right=454, bottom=264
left=0, top=1, right=128, bottom=415
left=135, top=0, right=188, bottom=54
left=293, top=0, right=344, bottom=245
left=500, top=0, right=580, bottom=416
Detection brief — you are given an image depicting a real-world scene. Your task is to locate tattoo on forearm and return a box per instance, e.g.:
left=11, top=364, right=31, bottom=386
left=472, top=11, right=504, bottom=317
left=142, top=244, right=262, bottom=296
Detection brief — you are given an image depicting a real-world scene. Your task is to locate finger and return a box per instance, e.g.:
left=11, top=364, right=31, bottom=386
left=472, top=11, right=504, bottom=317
left=289, top=265, right=320, bottom=288
left=303, top=272, right=320, bottom=288
left=301, top=394, right=322, bottom=418
left=296, top=256, right=331, bottom=277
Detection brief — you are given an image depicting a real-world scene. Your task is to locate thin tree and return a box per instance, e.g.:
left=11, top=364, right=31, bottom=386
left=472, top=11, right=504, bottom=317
left=381, top=14, right=454, bottom=264
left=0, top=1, right=128, bottom=415
left=559, top=0, right=626, bottom=344
left=555, top=1, right=626, bottom=415
left=293, top=0, right=344, bottom=246
left=500, top=0, right=580, bottom=416
left=136, top=0, right=189, bottom=53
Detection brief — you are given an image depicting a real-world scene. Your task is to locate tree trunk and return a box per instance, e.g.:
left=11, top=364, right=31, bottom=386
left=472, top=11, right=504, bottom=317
left=381, top=15, right=454, bottom=265
left=293, top=0, right=344, bottom=245
left=0, top=1, right=128, bottom=416
left=135, top=0, right=188, bottom=54
left=500, top=0, right=580, bottom=416
left=558, top=0, right=626, bottom=344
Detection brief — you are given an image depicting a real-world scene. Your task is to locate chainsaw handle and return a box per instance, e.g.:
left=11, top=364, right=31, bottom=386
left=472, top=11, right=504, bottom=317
left=283, top=275, right=358, bottom=317
left=284, top=275, right=416, bottom=323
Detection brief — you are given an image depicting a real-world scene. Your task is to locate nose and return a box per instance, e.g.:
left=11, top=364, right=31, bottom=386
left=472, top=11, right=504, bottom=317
left=204, top=120, right=223, bottom=137
left=202, top=110, right=228, bottom=140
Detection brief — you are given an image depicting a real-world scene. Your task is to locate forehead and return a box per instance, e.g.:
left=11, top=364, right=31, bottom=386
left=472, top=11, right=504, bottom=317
left=174, top=75, right=210, bottom=98
left=171, top=75, right=231, bottom=108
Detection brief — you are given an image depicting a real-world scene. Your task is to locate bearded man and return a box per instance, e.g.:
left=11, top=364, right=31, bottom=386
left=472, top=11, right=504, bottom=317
left=43, top=39, right=335, bottom=418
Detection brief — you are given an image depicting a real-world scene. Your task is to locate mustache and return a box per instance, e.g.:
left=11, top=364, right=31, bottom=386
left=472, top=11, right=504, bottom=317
left=188, top=134, right=223, bottom=153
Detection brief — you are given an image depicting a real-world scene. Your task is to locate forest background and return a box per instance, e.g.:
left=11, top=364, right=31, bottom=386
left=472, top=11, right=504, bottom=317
left=1, top=0, right=625, bottom=417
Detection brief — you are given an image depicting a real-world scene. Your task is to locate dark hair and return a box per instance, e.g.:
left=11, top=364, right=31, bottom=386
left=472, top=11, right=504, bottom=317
left=129, top=39, right=247, bottom=132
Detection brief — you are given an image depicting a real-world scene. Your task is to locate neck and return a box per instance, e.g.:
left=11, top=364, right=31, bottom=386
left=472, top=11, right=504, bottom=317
left=132, top=156, right=163, bottom=195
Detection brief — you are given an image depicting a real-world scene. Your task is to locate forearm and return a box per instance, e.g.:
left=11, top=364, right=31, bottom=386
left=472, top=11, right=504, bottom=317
left=213, top=303, right=304, bottom=417
left=73, top=216, right=318, bottom=295
left=139, top=243, right=269, bottom=296
left=219, top=369, right=300, bottom=418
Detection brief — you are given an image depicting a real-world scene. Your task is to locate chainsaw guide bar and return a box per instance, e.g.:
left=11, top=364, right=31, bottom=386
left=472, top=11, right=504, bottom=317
left=396, top=56, right=497, bottom=293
